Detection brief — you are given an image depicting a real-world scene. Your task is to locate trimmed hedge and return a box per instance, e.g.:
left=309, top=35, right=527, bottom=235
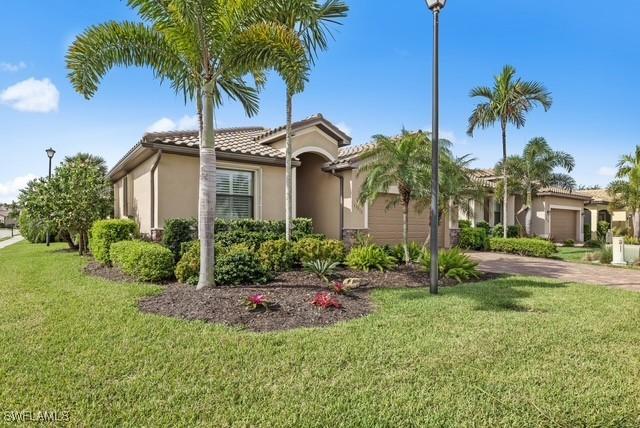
left=90, top=219, right=138, bottom=264
left=259, top=240, right=296, bottom=272
left=175, top=241, right=200, bottom=285
left=458, top=227, right=488, bottom=250
left=458, top=220, right=472, bottom=229
left=488, top=237, right=557, bottom=258
left=492, top=224, right=521, bottom=238
left=215, top=244, right=270, bottom=285
left=294, top=237, right=346, bottom=263
left=111, top=240, right=174, bottom=282
left=163, top=218, right=197, bottom=261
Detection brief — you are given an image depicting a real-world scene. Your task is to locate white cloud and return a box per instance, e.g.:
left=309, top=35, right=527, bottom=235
left=336, top=122, right=352, bottom=136
left=0, top=61, right=26, bottom=72
left=0, top=78, right=59, bottom=113
left=0, top=174, right=37, bottom=202
left=597, top=166, right=616, bottom=177
left=146, top=114, right=199, bottom=133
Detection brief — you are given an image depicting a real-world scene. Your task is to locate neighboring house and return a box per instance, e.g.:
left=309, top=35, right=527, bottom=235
left=0, top=204, right=16, bottom=227
left=460, top=169, right=592, bottom=243
left=576, top=189, right=629, bottom=234
left=109, top=114, right=452, bottom=246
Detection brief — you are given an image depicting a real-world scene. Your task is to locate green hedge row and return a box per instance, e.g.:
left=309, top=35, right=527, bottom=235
left=458, top=227, right=488, bottom=250
left=111, top=240, right=174, bottom=282
left=90, top=219, right=138, bottom=264
left=488, top=237, right=557, bottom=258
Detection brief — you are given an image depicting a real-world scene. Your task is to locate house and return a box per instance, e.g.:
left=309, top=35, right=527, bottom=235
left=577, top=188, right=630, bottom=235
left=459, top=169, right=592, bottom=243
left=0, top=204, right=16, bottom=227
left=108, top=114, right=452, bottom=247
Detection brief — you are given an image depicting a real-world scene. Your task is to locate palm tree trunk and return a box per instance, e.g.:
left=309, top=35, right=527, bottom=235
left=501, top=122, right=508, bottom=238
left=634, top=209, right=640, bottom=239
left=197, top=81, right=217, bottom=289
left=525, top=187, right=533, bottom=237
left=285, top=89, right=293, bottom=241
left=402, top=199, right=410, bottom=264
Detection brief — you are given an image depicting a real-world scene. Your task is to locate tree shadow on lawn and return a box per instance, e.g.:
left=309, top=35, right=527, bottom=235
left=398, top=276, right=569, bottom=313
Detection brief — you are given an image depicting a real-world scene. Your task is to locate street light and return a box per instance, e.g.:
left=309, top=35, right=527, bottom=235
left=45, top=147, right=55, bottom=247
left=425, top=0, right=446, bottom=294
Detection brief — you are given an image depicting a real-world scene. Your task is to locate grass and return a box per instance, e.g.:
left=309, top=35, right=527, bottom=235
left=2, top=243, right=640, bottom=426
left=554, top=246, right=596, bottom=262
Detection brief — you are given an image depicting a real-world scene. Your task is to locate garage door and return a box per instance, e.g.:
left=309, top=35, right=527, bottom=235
left=550, top=209, right=577, bottom=242
left=368, top=195, right=445, bottom=246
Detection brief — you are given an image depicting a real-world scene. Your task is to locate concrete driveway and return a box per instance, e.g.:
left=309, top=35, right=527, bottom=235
left=470, top=251, right=640, bottom=292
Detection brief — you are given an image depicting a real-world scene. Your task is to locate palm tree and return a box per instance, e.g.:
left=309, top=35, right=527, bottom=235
left=467, top=65, right=552, bottom=238
left=67, top=0, right=308, bottom=289
left=608, top=145, right=640, bottom=238
left=64, top=153, right=109, bottom=176
left=269, top=0, right=349, bottom=241
left=357, top=130, right=430, bottom=263
left=495, top=137, right=575, bottom=236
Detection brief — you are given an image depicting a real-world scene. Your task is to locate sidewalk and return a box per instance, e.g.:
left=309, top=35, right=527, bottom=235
left=0, top=235, right=24, bottom=250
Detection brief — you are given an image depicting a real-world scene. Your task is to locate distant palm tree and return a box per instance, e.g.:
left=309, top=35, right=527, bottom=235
left=64, top=153, right=108, bottom=176
left=357, top=130, right=430, bottom=263
left=67, top=0, right=307, bottom=288
left=495, top=137, right=575, bottom=236
left=467, top=65, right=552, bottom=237
left=608, top=145, right=640, bottom=238
left=270, top=0, right=348, bottom=241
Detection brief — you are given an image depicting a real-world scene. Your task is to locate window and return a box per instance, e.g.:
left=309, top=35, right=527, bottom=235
left=494, top=201, right=503, bottom=225
left=216, top=169, right=254, bottom=219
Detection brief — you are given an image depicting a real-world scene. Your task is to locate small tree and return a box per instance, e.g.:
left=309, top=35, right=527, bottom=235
left=608, top=145, right=640, bottom=238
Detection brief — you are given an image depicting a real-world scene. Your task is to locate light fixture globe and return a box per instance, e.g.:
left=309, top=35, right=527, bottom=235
left=425, top=0, right=446, bottom=11
left=46, top=147, right=56, bottom=159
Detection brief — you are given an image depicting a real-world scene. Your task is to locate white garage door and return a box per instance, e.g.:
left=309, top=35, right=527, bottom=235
left=550, top=209, right=577, bottom=242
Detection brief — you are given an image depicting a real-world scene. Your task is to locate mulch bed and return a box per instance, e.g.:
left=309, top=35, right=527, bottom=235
left=85, top=261, right=500, bottom=332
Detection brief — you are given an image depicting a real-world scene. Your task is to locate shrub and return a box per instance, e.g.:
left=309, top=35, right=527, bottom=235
left=259, top=240, right=296, bottom=272
left=391, top=242, right=422, bottom=263
left=458, top=227, right=488, bottom=251
left=294, top=238, right=345, bottom=263
left=583, top=251, right=600, bottom=262
left=492, top=224, right=521, bottom=238
left=346, top=245, right=396, bottom=272
left=19, top=209, right=56, bottom=244
left=110, top=240, right=174, bottom=282
left=476, top=221, right=491, bottom=234
left=90, top=219, right=138, bottom=264
left=583, top=224, right=592, bottom=242
left=215, top=244, right=270, bottom=285
left=458, top=219, right=472, bottom=229
left=624, top=236, right=640, bottom=245
left=488, top=237, right=557, bottom=258
left=175, top=241, right=200, bottom=285
left=563, top=239, right=575, bottom=247
left=599, top=247, right=613, bottom=264
left=584, top=239, right=602, bottom=249
left=420, top=248, right=480, bottom=283
left=597, top=221, right=610, bottom=242
left=216, top=230, right=280, bottom=251
left=304, top=259, right=339, bottom=282
left=353, top=232, right=375, bottom=247
left=311, top=292, right=342, bottom=309
left=162, top=218, right=197, bottom=261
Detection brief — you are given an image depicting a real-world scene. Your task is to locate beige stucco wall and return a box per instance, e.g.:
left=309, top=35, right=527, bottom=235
left=271, top=128, right=340, bottom=161
left=156, top=153, right=287, bottom=233
left=128, top=155, right=156, bottom=234
left=113, top=179, right=124, bottom=218
left=296, top=153, right=341, bottom=239
left=341, top=168, right=367, bottom=230
left=531, top=195, right=585, bottom=240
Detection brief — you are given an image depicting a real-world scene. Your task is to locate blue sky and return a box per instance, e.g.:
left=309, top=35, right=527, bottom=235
left=1, top=0, right=639, bottom=202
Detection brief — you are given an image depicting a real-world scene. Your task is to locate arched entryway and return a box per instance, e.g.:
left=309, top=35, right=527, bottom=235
left=295, top=151, right=341, bottom=239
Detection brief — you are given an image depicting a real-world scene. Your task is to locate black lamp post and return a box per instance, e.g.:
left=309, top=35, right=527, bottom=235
left=45, top=147, right=56, bottom=246
left=425, top=0, right=446, bottom=294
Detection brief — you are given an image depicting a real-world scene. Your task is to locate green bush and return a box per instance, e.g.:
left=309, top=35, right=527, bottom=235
left=19, top=209, right=57, bottom=244
left=213, top=217, right=313, bottom=238
left=163, top=218, right=197, bottom=261
left=420, top=248, right=480, bottom=283
left=488, top=237, right=557, bottom=258
left=294, top=238, right=345, bottom=263
left=584, top=224, right=592, bottom=242
left=303, top=259, right=339, bottom=282
left=458, top=227, right=488, bottom=250
left=597, top=221, right=610, bottom=242
left=624, top=236, right=640, bottom=245
left=259, top=239, right=296, bottom=272
left=390, top=242, right=422, bottom=263
left=346, top=245, right=396, bottom=272
left=599, top=247, right=613, bottom=264
left=89, top=218, right=138, bottom=264
left=492, top=224, right=521, bottom=238
left=476, top=221, right=491, bottom=234
left=216, top=230, right=280, bottom=251
left=215, top=244, right=270, bottom=285
left=584, top=239, right=602, bottom=248
left=175, top=241, right=200, bottom=285
left=563, top=239, right=575, bottom=247
left=110, top=240, right=174, bottom=282
left=458, top=219, right=472, bottom=229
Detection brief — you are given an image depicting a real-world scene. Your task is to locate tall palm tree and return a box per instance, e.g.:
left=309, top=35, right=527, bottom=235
left=357, top=130, right=430, bottom=263
left=467, top=65, right=552, bottom=238
left=608, top=145, right=640, bottom=238
left=269, top=0, right=348, bottom=241
left=495, top=137, right=575, bottom=236
left=67, top=0, right=307, bottom=289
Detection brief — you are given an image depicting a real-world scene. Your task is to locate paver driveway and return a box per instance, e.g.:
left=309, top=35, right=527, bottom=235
left=470, top=251, right=640, bottom=292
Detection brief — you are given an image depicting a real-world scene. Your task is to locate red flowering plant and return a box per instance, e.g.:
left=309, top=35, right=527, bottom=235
left=311, top=292, right=342, bottom=309
left=330, top=281, right=348, bottom=295
left=245, top=294, right=274, bottom=311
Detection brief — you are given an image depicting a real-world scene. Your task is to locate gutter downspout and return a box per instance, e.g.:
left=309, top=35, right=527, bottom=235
left=328, top=168, right=344, bottom=240
left=150, top=150, right=163, bottom=229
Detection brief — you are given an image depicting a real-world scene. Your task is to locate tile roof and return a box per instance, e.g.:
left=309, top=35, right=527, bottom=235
left=142, top=126, right=286, bottom=159
left=575, top=188, right=613, bottom=203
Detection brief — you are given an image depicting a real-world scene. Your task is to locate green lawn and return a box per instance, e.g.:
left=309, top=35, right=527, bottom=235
left=554, top=246, right=595, bottom=262
left=2, top=243, right=640, bottom=427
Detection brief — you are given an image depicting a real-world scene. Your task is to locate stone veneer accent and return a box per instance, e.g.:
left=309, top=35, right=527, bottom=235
left=150, top=228, right=164, bottom=243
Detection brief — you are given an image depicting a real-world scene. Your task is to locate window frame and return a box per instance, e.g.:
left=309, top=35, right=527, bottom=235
left=216, top=168, right=255, bottom=220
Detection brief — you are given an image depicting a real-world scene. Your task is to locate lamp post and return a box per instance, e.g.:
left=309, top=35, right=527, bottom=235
left=425, top=0, right=446, bottom=294
left=45, top=147, right=56, bottom=246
